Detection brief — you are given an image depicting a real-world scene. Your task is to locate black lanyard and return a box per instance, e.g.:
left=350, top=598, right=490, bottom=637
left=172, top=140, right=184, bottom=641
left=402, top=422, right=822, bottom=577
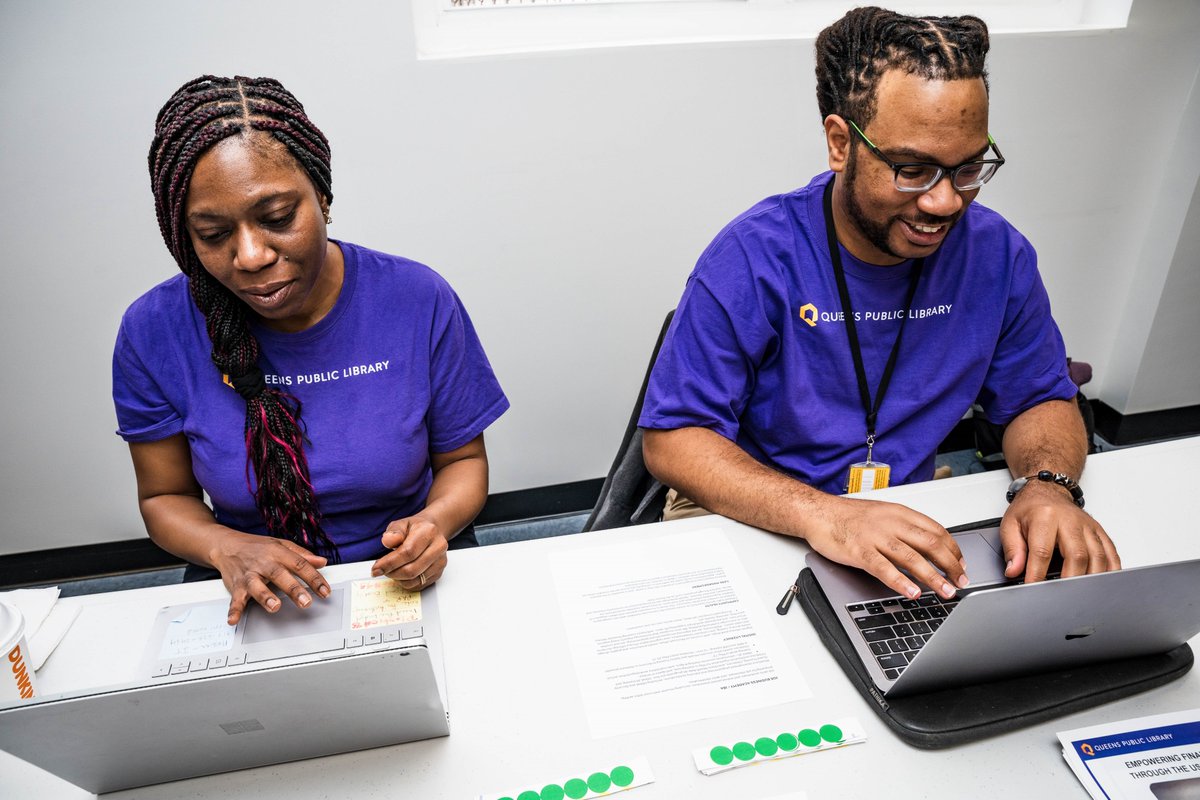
left=821, top=180, right=924, bottom=454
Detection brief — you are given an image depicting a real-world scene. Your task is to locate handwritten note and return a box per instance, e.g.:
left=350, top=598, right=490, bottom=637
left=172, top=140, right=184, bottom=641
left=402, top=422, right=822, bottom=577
left=158, top=603, right=235, bottom=660
left=350, top=579, right=422, bottom=630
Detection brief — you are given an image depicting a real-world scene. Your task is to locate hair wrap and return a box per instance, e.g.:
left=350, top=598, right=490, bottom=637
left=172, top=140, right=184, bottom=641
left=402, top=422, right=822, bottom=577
left=149, top=75, right=337, bottom=560
left=230, top=367, right=267, bottom=401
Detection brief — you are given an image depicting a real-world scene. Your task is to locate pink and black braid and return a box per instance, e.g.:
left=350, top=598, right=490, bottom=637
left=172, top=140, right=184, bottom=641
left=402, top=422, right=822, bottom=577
left=815, top=7, right=990, bottom=128
left=148, top=75, right=337, bottom=560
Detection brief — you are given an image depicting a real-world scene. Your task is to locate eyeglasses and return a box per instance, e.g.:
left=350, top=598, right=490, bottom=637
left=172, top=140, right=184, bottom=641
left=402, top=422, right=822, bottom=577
left=847, top=119, right=1005, bottom=193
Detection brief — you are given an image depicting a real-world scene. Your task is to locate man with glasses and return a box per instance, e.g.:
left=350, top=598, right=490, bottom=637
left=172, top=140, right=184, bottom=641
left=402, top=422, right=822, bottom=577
left=640, top=7, right=1119, bottom=602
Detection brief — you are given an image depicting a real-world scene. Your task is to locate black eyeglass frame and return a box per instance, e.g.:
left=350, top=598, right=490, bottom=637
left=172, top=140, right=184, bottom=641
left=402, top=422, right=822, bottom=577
left=846, top=119, right=1005, bottom=193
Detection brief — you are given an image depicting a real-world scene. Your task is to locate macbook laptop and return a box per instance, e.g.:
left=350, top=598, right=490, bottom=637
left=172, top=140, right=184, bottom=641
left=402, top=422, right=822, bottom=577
left=806, top=525, right=1200, bottom=697
left=0, top=578, right=449, bottom=794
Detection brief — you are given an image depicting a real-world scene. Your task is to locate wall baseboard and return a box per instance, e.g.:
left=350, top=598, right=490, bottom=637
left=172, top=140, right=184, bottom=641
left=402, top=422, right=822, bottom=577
left=1093, top=401, right=1200, bottom=446
left=0, top=539, right=184, bottom=590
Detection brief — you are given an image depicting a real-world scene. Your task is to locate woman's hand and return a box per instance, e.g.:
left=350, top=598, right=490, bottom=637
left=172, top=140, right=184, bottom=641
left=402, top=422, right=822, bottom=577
left=371, top=515, right=449, bottom=591
left=370, top=435, right=490, bottom=591
left=210, top=531, right=332, bottom=624
left=129, top=435, right=331, bottom=624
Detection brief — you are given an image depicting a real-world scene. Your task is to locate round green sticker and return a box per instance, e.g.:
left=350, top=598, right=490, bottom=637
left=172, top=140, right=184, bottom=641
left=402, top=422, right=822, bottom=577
left=754, top=737, right=779, bottom=757
left=563, top=778, right=589, bottom=799
left=710, top=745, right=734, bottom=765
left=541, top=784, right=565, bottom=800
left=517, top=792, right=540, bottom=800
left=798, top=728, right=823, bottom=747
left=776, top=732, right=799, bottom=751
left=587, top=772, right=612, bottom=793
left=820, top=723, right=844, bottom=743
left=610, top=765, right=635, bottom=787
left=732, top=741, right=757, bottom=761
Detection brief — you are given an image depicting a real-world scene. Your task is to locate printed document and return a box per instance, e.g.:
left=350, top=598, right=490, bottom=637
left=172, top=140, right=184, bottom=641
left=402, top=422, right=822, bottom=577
left=1058, top=708, right=1200, bottom=799
left=549, top=528, right=810, bottom=738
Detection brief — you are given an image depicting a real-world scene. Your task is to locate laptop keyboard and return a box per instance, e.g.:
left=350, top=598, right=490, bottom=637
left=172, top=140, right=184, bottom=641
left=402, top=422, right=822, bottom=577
left=848, top=594, right=956, bottom=681
left=849, top=571, right=1062, bottom=681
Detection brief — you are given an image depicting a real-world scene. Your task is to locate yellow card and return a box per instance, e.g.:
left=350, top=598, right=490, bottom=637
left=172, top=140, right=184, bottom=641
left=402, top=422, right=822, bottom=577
left=847, top=461, right=890, bottom=493
left=349, top=579, right=422, bottom=630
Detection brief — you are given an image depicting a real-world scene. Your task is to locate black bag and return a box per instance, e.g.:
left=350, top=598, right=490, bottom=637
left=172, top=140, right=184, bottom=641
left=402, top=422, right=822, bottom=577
left=795, top=519, right=1193, bottom=748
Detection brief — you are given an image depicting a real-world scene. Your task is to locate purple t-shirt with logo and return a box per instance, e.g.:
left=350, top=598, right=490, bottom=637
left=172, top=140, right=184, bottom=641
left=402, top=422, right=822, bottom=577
left=113, top=241, right=509, bottom=563
left=639, top=172, right=1077, bottom=495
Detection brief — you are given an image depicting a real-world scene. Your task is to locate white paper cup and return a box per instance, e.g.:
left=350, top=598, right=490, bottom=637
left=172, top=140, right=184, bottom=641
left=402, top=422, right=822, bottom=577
left=0, top=601, right=37, bottom=701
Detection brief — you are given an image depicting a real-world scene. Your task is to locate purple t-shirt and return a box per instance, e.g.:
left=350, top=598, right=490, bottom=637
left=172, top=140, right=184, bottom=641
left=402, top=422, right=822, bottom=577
left=113, top=241, right=509, bottom=563
left=639, top=172, right=1077, bottom=495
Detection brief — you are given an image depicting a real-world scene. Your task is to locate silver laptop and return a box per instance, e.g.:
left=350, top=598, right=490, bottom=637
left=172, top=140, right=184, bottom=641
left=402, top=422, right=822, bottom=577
left=0, top=579, right=450, bottom=794
left=807, top=526, right=1200, bottom=697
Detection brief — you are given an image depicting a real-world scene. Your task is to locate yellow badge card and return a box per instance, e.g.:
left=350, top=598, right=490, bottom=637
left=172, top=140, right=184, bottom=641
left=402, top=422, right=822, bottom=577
left=847, top=461, right=890, bottom=493
left=350, top=579, right=422, bottom=630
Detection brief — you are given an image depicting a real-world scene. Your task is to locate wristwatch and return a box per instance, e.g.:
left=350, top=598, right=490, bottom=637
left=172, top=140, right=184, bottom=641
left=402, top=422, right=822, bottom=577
left=1006, top=470, right=1085, bottom=508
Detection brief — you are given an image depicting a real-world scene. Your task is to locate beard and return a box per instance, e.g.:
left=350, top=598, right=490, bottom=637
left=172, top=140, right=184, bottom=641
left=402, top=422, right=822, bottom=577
left=843, top=145, right=961, bottom=262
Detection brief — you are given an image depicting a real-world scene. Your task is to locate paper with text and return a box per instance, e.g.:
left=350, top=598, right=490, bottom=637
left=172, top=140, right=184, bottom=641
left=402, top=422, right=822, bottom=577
left=350, top=579, right=422, bottom=630
left=158, top=603, right=234, bottom=660
left=549, top=528, right=810, bottom=738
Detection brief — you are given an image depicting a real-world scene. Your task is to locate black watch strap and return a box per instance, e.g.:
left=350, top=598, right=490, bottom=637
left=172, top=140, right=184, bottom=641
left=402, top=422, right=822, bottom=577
left=1006, top=470, right=1085, bottom=508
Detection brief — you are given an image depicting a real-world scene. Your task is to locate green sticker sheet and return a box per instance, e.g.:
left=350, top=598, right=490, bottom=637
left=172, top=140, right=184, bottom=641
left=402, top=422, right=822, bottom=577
left=479, top=756, right=653, bottom=800
left=692, top=717, right=866, bottom=775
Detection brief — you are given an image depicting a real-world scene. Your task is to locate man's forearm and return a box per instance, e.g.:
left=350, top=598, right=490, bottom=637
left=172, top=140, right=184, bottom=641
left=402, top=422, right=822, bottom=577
left=642, top=426, right=829, bottom=539
left=1001, top=399, right=1088, bottom=479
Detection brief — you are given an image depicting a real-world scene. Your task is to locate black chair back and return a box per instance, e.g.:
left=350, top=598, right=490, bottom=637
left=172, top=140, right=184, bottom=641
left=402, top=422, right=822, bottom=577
left=582, top=310, right=675, bottom=532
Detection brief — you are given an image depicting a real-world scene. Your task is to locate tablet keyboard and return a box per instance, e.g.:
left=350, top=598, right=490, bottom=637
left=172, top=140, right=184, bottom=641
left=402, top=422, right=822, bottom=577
left=149, top=622, right=424, bottom=679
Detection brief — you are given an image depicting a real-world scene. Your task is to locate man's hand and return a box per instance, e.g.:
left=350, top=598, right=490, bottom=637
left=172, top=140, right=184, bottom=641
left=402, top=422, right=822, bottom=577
left=372, top=514, right=449, bottom=591
left=210, top=532, right=331, bottom=625
left=644, top=426, right=969, bottom=598
left=807, top=496, right=970, bottom=600
left=1000, top=480, right=1120, bottom=582
left=1000, top=398, right=1120, bottom=582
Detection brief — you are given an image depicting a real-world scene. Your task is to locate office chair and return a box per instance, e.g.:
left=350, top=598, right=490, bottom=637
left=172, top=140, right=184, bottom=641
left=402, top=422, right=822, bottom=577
left=581, top=310, right=675, bottom=532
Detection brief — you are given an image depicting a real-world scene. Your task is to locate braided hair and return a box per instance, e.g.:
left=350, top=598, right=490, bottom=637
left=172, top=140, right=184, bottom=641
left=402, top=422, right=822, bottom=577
left=148, top=75, right=337, bottom=560
left=815, top=7, right=990, bottom=128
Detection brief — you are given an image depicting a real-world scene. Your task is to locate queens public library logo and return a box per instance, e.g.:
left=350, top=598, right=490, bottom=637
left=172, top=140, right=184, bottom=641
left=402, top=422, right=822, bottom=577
left=798, top=301, right=954, bottom=328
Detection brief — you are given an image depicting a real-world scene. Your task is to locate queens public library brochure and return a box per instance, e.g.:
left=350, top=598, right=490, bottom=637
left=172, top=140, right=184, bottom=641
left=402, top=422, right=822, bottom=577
left=1058, top=708, right=1200, bottom=799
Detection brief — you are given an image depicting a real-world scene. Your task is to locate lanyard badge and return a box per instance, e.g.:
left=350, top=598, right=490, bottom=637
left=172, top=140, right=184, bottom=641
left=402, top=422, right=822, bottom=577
left=847, top=436, right=891, bottom=493
left=822, top=181, right=924, bottom=494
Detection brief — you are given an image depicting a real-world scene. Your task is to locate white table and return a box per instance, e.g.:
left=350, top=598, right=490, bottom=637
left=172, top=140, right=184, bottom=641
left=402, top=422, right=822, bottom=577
left=5, top=436, right=1199, bottom=799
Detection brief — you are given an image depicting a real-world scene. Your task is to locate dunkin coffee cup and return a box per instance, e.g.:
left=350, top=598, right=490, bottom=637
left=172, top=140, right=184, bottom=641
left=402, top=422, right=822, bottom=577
left=1, top=601, right=37, bottom=701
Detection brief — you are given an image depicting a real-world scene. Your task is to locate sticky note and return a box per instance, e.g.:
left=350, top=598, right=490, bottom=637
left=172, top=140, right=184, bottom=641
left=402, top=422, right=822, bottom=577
left=349, top=579, right=421, bottom=630
left=479, top=756, right=654, bottom=800
left=693, top=718, right=866, bottom=775
left=158, top=603, right=234, bottom=660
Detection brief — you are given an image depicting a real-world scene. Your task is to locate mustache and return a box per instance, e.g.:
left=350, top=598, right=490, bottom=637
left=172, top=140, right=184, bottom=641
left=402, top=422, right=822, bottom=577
left=908, top=212, right=959, bottom=226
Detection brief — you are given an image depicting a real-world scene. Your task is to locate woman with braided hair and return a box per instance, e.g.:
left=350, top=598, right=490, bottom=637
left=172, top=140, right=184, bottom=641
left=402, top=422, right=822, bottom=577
left=114, top=75, right=508, bottom=624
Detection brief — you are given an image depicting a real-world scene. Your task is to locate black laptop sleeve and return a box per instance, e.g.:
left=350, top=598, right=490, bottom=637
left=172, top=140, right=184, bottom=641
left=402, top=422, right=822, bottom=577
left=796, top=520, right=1194, bottom=749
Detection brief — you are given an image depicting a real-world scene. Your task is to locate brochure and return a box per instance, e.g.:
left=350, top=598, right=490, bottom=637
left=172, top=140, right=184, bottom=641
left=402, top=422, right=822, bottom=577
left=1058, top=708, right=1200, bottom=799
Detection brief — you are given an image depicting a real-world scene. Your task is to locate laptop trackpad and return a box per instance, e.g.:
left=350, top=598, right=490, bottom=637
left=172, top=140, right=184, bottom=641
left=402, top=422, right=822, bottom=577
left=955, top=531, right=1008, bottom=586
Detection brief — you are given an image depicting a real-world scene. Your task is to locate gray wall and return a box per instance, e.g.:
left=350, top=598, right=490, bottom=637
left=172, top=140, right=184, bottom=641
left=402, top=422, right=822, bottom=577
left=1, top=1, right=1197, bottom=556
